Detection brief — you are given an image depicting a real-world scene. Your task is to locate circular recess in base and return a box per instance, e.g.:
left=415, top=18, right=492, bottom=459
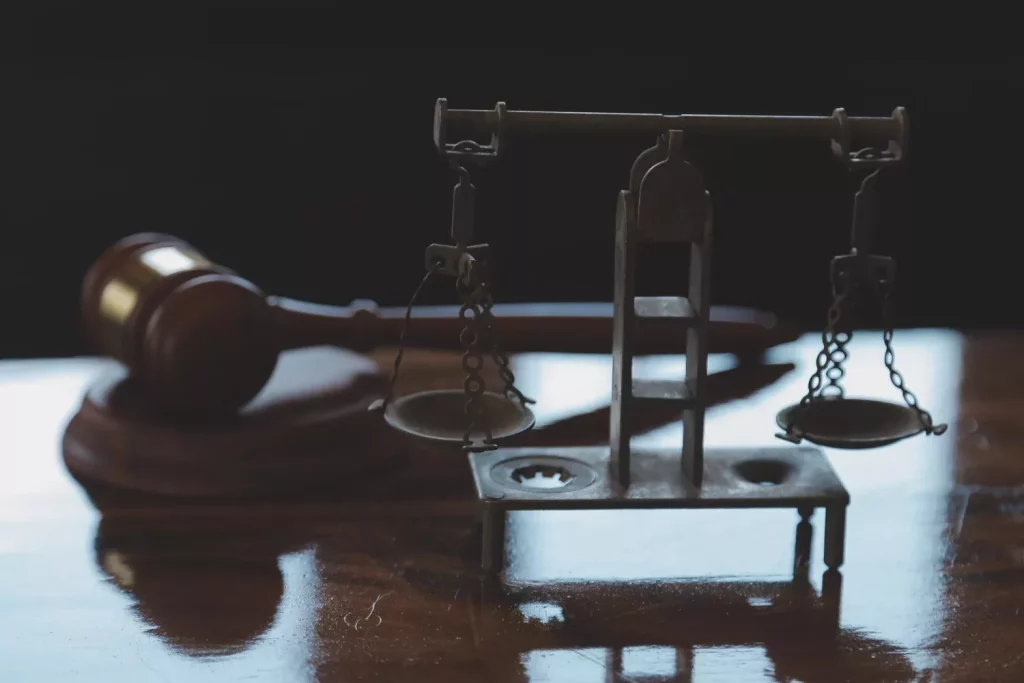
left=734, top=458, right=794, bottom=486
left=490, top=456, right=598, bottom=494
left=776, top=396, right=925, bottom=449
left=384, top=390, right=535, bottom=446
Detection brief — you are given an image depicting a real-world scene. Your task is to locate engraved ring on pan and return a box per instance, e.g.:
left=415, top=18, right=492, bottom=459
left=384, top=390, right=536, bottom=445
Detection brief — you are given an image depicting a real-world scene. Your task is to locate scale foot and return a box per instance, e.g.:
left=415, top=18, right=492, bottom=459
left=824, top=503, right=847, bottom=570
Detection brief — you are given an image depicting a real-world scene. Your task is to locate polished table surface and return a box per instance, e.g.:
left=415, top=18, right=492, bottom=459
left=1, top=330, right=1022, bottom=682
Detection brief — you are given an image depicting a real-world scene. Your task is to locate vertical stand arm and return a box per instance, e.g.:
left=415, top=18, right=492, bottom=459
left=683, top=195, right=713, bottom=487
left=610, top=191, right=638, bottom=486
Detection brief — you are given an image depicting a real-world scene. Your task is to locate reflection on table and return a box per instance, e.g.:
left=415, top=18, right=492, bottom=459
left=7, top=330, right=1021, bottom=682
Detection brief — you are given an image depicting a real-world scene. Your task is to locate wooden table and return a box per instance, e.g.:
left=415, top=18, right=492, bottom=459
left=1, top=330, right=1021, bottom=682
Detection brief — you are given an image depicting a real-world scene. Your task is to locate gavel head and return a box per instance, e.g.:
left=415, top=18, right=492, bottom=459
left=82, top=234, right=280, bottom=419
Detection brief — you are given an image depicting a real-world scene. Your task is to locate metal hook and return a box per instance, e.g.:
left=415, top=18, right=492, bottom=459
left=449, top=165, right=476, bottom=248
left=831, top=157, right=895, bottom=294
left=851, top=163, right=882, bottom=254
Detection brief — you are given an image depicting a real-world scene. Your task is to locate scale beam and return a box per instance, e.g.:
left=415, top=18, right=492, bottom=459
left=434, top=99, right=909, bottom=167
left=440, top=104, right=904, bottom=141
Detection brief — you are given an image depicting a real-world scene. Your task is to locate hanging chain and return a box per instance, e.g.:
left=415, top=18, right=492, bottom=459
left=476, top=279, right=535, bottom=407
left=457, top=260, right=495, bottom=450
left=822, top=329, right=852, bottom=397
left=805, top=278, right=849, bottom=403
left=878, top=282, right=948, bottom=436
left=778, top=276, right=851, bottom=441
left=454, top=255, right=535, bottom=451
left=369, top=261, right=440, bottom=414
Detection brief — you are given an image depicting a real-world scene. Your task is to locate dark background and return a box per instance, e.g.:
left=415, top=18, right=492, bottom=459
left=3, top=13, right=1019, bottom=358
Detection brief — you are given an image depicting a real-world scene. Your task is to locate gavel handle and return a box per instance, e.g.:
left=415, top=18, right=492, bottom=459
left=268, top=297, right=799, bottom=356
left=269, top=297, right=384, bottom=352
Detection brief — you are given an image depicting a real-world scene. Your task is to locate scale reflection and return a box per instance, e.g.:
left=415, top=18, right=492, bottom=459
left=86, top=330, right=959, bottom=681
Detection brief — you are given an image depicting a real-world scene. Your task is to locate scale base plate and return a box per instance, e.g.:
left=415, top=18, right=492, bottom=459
left=468, top=445, right=850, bottom=575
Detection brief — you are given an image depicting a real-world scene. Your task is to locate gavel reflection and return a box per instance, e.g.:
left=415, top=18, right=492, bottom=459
left=82, top=233, right=794, bottom=419
left=93, top=518, right=289, bottom=657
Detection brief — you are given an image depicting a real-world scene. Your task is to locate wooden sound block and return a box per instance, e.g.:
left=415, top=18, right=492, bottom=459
left=63, top=346, right=411, bottom=499
left=62, top=346, right=508, bottom=503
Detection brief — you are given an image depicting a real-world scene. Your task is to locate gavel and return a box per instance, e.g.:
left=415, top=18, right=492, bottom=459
left=82, top=233, right=796, bottom=420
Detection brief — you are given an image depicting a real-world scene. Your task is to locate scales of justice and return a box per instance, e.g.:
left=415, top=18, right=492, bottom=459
left=372, top=98, right=946, bottom=575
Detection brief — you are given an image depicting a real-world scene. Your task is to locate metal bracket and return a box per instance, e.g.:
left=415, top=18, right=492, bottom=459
left=829, top=156, right=896, bottom=291
left=628, top=134, right=669, bottom=193
left=434, top=98, right=506, bottom=164
left=425, top=243, right=491, bottom=280
left=831, top=107, right=908, bottom=168
left=830, top=252, right=896, bottom=292
left=635, top=130, right=707, bottom=243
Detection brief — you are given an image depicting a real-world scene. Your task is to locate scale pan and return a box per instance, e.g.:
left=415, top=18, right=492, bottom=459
left=776, top=397, right=925, bottom=449
left=384, top=390, right=536, bottom=446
